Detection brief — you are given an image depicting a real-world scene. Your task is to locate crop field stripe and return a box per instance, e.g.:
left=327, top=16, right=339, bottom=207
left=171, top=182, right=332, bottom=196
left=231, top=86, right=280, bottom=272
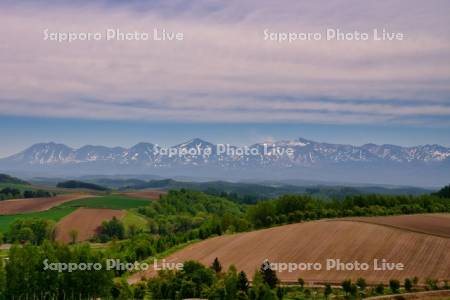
left=339, top=219, right=450, bottom=239
left=0, top=207, right=77, bottom=232
left=0, top=193, right=94, bottom=215
left=344, top=214, right=450, bottom=239
left=0, top=194, right=149, bottom=232
left=59, top=195, right=150, bottom=210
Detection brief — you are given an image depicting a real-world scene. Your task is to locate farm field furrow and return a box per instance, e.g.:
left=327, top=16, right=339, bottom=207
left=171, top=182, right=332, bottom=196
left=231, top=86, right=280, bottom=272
left=129, top=217, right=450, bottom=285
left=347, top=214, right=450, bottom=238
left=0, top=193, right=93, bottom=215
left=55, top=207, right=126, bottom=243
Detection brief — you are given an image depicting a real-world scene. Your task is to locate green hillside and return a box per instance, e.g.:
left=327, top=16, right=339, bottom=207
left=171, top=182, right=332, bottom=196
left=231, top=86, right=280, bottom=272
left=56, top=180, right=109, bottom=191
left=0, top=174, right=29, bottom=185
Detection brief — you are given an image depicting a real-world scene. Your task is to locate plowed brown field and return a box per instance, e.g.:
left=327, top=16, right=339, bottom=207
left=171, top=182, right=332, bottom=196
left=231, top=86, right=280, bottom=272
left=129, top=217, right=450, bottom=285
left=55, top=208, right=125, bottom=243
left=119, top=190, right=165, bottom=200
left=348, top=214, right=450, bottom=238
left=0, top=194, right=93, bottom=215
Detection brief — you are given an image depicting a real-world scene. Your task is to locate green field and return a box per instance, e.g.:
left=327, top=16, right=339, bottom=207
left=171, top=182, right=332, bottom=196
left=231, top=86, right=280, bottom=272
left=0, top=194, right=149, bottom=232
left=122, top=210, right=149, bottom=231
left=0, top=207, right=77, bottom=232
left=59, top=195, right=150, bottom=210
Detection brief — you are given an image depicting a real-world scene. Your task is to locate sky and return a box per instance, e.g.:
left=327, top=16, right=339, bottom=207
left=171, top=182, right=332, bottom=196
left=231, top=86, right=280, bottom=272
left=0, top=0, right=450, bottom=157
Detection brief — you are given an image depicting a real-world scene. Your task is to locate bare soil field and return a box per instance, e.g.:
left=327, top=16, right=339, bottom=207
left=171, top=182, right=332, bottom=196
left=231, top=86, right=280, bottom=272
left=130, top=218, right=450, bottom=285
left=119, top=190, right=166, bottom=200
left=347, top=214, right=450, bottom=238
left=55, top=207, right=125, bottom=243
left=0, top=194, right=93, bottom=215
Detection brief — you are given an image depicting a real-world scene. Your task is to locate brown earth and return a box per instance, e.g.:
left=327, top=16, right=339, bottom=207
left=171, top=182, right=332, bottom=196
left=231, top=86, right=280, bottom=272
left=129, top=217, right=450, bottom=285
left=0, top=194, right=93, bottom=215
left=347, top=214, right=450, bottom=238
left=55, top=207, right=125, bottom=243
left=119, top=190, right=166, bottom=200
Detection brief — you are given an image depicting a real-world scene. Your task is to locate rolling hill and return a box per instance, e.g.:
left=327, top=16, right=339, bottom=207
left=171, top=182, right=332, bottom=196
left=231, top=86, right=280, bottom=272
left=0, top=173, right=29, bottom=185
left=130, top=214, right=450, bottom=285
left=56, top=180, right=109, bottom=191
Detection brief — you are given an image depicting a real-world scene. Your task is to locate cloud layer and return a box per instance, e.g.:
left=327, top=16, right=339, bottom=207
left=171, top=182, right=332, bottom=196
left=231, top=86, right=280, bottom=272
left=1, top=0, right=450, bottom=125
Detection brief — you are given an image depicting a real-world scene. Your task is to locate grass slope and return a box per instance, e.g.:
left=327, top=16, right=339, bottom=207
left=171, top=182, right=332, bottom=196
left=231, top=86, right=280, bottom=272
left=122, top=210, right=149, bottom=231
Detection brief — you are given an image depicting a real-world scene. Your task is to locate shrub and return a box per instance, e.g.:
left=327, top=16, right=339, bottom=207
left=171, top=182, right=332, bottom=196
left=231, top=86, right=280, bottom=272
left=97, top=217, right=125, bottom=242
left=356, top=277, right=367, bottom=291
left=389, top=279, right=400, bottom=293
left=375, top=283, right=384, bottom=295
left=297, top=278, right=305, bottom=289
left=404, top=278, right=413, bottom=292
left=324, top=284, right=332, bottom=299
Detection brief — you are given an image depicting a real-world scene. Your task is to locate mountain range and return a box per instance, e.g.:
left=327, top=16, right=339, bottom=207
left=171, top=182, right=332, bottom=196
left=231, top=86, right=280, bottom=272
left=1, top=138, right=449, bottom=187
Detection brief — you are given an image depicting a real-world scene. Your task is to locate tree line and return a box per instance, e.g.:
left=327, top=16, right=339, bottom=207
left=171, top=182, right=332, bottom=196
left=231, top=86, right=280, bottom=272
left=247, top=192, right=450, bottom=228
left=0, top=187, right=53, bottom=200
left=0, top=242, right=113, bottom=299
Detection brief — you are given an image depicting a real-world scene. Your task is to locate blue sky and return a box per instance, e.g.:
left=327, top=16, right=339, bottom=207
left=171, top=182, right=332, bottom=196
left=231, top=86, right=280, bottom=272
left=0, top=0, right=449, bottom=157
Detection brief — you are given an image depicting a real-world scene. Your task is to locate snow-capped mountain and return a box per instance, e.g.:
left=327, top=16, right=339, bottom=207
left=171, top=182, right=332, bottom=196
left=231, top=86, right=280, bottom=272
left=126, top=143, right=159, bottom=164
left=5, top=142, right=74, bottom=165
left=1, top=138, right=449, bottom=186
